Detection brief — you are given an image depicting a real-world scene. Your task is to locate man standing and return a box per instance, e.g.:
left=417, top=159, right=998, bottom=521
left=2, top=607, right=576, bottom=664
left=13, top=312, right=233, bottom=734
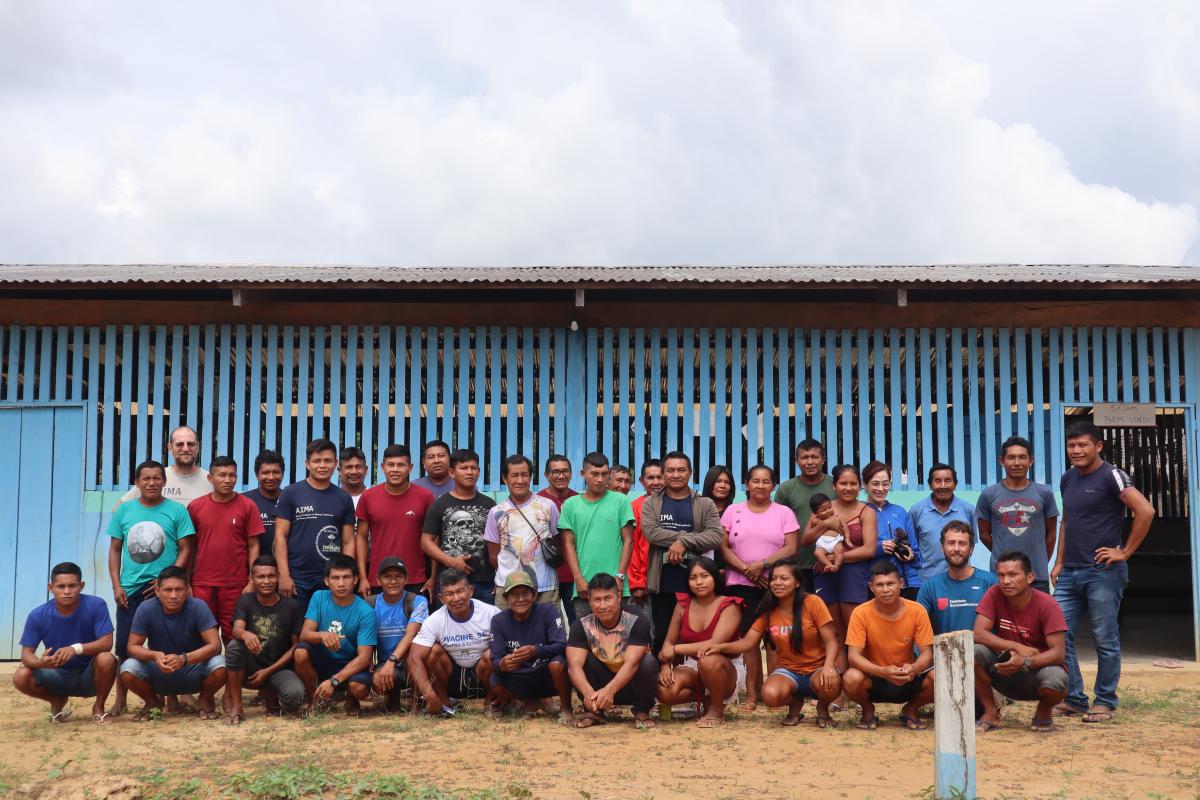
left=559, top=452, right=635, bottom=623
left=485, top=455, right=562, bottom=609
left=224, top=555, right=305, bottom=722
left=490, top=572, right=572, bottom=723
left=294, top=555, right=376, bottom=715
left=413, top=440, right=454, bottom=498
left=370, top=557, right=429, bottom=711
left=909, top=464, right=976, bottom=582
left=118, top=426, right=210, bottom=507
left=843, top=561, right=936, bottom=730
left=245, top=450, right=285, bottom=555
left=627, top=459, right=664, bottom=615
left=338, top=447, right=370, bottom=508
left=13, top=562, right=117, bottom=723
left=974, top=551, right=1069, bottom=732
left=189, top=456, right=265, bottom=642
left=538, top=454, right=579, bottom=621
left=977, top=437, right=1059, bottom=593
left=107, top=460, right=195, bottom=715
left=422, top=449, right=498, bottom=604
left=566, top=573, right=659, bottom=729
left=774, top=439, right=836, bottom=587
left=608, top=466, right=632, bottom=494
left=355, top=445, right=435, bottom=598
left=275, top=439, right=357, bottom=613
left=916, top=521, right=997, bottom=635
left=639, top=451, right=725, bottom=652
left=1052, top=421, right=1154, bottom=723
left=409, top=568, right=499, bottom=714
left=119, top=566, right=226, bottom=720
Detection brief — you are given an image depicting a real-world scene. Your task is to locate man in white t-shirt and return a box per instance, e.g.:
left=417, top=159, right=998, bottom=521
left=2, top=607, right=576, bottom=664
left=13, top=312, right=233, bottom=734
left=117, top=426, right=210, bottom=508
left=485, top=455, right=561, bottom=610
left=407, top=568, right=498, bottom=715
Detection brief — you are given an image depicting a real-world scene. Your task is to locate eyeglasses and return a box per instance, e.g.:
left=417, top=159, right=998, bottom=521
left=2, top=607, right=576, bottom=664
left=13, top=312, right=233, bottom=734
left=548, top=469, right=571, bottom=477
left=173, top=442, right=198, bottom=449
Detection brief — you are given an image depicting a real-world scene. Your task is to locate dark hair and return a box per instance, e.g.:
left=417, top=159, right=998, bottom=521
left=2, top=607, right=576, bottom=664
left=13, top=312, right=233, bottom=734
left=449, top=448, right=480, bottom=468
left=1065, top=421, right=1103, bottom=443
left=795, top=438, right=825, bottom=458
left=134, top=459, right=166, bottom=481
left=50, top=562, right=82, bottom=581
left=502, top=454, right=534, bottom=478
left=582, top=451, right=609, bottom=469
left=610, top=464, right=631, bottom=476
left=210, top=455, right=237, bottom=471
left=685, top=556, right=726, bottom=597
left=663, top=451, right=692, bottom=469
left=158, top=565, right=190, bottom=585
left=382, top=444, right=411, bottom=461
left=437, top=568, right=469, bottom=591
left=939, top=519, right=975, bottom=545
left=639, top=458, right=663, bottom=478
left=861, top=460, right=891, bottom=486
left=544, top=454, right=570, bottom=473
left=422, top=440, right=451, bottom=458
left=743, top=463, right=776, bottom=484
left=927, top=462, right=958, bottom=483
left=587, top=572, right=620, bottom=593
left=809, top=493, right=832, bottom=513
left=831, top=464, right=861, bottom=484
left=254, top=450, right=285, bottom=475
left=251, top=554, right=278, bottom=570
left=324, top=553, right=358, bottom=578
left=306, top=439, right=337, bottom=459
left=340, top=446, right=366, bottom=463
left=869, top=559, right=900, bottom=579
left=1000, top=436, right=1033, bottom=458
left=995, top=550, right=1033, bottom=575
left=701, top=465, right=736, bottom=501
left=751, top=561, right=807, bottom=653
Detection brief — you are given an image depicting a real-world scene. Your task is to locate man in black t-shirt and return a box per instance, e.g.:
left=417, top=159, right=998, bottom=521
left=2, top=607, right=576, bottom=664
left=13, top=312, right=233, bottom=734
left=421, top=449, right=497, bottom=605
left=566, top=573, right=659, bottom=729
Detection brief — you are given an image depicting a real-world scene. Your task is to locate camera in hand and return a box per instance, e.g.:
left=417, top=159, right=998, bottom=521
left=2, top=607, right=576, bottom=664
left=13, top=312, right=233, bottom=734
left=892, top=529, right=914, bottom=561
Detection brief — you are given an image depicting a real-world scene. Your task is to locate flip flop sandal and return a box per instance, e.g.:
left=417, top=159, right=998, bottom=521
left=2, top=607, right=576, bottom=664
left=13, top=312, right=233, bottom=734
left=975, top=720, right=1000, bottom=733
left=1082, top=709, right=1114, bottom=723
left=1052, top=703, right=1084, bottom=717
left=574, top=712, right=607, bottom=729
left=900, top=714, right=928, bottom=731
left=856, top=715, right=878, bottom=730
left=224, top=712, right=244, bottom=725
left=696, top=717, right=724, bottom=728
left=49, top=708, right=73, bottom=724
left=634, top=718, right=658, bottom=730
left=1030, top=719, right=1054, bottom=733
left=91, top=712, right=113, bottom=725
left=780, top=712, right=805, bottom=726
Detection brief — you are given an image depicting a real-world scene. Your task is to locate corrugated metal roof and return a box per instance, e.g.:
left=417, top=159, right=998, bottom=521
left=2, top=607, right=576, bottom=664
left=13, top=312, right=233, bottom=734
left=0, top=263, right=1196, bottom=286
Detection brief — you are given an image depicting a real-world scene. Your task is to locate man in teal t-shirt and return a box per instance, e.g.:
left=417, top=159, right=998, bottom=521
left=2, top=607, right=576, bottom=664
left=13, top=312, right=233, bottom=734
left=107, top=459, right=195, bottom=714
left=559, top=452, right=635, bottom=622
left=916, top=520, right=996, bottom=634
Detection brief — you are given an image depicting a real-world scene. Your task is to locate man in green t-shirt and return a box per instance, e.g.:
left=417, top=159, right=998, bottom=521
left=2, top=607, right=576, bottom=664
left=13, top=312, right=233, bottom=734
left=107, top=459, right=196, bottom=715
left=559, top=452, right=635, bottom=622
left=773, top=439, right=835, bottom=584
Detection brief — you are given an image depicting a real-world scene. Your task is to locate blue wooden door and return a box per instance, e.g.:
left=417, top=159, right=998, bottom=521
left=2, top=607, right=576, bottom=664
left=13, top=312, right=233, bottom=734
left=0, top=405, right=86, bottom=658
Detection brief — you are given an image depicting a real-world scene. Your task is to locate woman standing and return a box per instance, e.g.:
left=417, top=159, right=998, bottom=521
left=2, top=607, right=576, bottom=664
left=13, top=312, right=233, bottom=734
left=701, top=465, right=736, bottom=518
left=703, top=560, right=842, bottom=727
left=862, top=461, right=922, bottom=599
left=719, top=465, right=799, bottom=710
left=656, top=557, right=744, bottom=727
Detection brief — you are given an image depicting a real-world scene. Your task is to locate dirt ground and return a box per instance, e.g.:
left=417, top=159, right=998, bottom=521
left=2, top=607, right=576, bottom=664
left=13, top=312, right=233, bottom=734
left=0, top=662, right=1196, bottom=800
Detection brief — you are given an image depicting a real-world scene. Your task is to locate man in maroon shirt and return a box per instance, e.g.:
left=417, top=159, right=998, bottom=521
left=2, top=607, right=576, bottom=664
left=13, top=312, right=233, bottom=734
left=188, top=456, right=265, bottom=643
left=973, top=550, right=1069, bottom=733
left=355, top=444, right=435, bottom=599
left=538, top=455, right=578, bottom=622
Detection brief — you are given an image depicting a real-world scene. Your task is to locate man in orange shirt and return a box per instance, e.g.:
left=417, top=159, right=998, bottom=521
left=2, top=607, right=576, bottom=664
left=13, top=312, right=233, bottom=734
left=843, top=560, right=936, bottom=730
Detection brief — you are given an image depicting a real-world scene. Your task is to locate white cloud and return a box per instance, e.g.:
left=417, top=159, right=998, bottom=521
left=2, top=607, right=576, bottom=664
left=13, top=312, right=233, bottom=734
left=0, top=0, right=1195, bottom=265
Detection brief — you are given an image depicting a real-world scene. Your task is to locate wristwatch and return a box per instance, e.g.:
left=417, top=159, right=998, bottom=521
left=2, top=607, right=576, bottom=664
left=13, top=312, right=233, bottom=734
left=615, top=572, right=626, bottom=582
left=1021, top=657, right=1033, bottom=672
left=388, top=655, right=402, bottom=665
left=330, top=676, right=342, bottom=688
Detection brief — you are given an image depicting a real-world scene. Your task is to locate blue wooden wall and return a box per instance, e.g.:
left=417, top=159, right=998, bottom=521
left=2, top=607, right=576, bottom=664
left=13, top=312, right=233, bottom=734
left=0, top=324, right=1193, bottom=493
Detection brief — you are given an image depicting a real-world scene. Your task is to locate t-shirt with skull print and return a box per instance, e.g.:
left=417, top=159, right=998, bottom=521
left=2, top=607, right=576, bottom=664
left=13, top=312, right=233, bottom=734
left=423, top=493, right=498, bottom=584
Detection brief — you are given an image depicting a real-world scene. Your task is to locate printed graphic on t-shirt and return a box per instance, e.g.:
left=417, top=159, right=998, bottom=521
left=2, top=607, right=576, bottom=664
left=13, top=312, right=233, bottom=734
left=314, top=525, right=340, bottom=561
left=127, top=521, right=166, bottom=563
left=996, top=501, right=1037, bottom=537
left=251, top=611, right=282, bottom=644
left=581, top=611, right=637, bottom=671
left=440, top=507, right=489, bottom=558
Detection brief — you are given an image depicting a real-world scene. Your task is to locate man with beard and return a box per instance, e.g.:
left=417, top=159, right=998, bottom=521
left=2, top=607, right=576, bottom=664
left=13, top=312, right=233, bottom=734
left=908, top=464, right=976, bottom=582
left=916, top=521, right=997, bottom=635
left=422, top=449, right=498, bottom=604
left=117, top=426, right=210, bottom=508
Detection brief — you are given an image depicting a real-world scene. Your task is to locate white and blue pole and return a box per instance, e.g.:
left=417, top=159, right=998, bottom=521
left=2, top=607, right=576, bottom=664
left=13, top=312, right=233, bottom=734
left=934, top=630, right=976, bottom=799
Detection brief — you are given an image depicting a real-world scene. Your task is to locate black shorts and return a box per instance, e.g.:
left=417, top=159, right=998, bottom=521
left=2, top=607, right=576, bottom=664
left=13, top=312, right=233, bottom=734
left=448, top=661, right=486, bottom=699
left=371, top=662, right=411, bottom=694
left=490, top=660, right=561, bottom=699
left=867, top=671, right=928, bottom=704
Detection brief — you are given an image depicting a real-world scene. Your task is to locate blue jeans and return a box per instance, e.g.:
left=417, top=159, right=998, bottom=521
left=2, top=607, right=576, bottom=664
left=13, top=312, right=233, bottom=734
left=1055, top=562, right=1128, bottom=711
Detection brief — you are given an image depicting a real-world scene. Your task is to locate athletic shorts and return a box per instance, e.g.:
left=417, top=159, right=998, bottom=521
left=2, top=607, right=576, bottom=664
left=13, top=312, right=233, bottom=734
left=295, top=643, right=371, bottom=686
left=448, top=661, right=486, bottom=699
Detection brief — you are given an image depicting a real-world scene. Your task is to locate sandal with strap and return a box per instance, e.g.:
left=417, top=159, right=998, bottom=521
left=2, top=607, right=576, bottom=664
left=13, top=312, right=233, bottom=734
left=856, top=715, right=878, bottom=730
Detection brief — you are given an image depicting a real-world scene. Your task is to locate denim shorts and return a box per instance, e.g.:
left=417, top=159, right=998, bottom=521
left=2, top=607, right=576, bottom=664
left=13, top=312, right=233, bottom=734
left=34, top=662, right=98, bottom=697
left=120, top=654, right=225, bottom=695
left=770, top=668, right=819, bottom=699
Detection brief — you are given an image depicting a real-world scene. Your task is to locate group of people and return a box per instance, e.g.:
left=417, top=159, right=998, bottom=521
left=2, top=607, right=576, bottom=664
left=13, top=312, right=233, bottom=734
left=13, top=420, right=1154, bottom=734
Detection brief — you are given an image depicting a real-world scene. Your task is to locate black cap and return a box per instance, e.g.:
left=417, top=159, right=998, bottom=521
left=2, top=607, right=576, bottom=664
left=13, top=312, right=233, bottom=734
left=377, top=557, right=408, bottom=575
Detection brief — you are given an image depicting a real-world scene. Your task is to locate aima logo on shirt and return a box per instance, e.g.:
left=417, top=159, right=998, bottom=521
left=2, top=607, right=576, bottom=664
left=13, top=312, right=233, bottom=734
left=315, top=525, right=341, bottom=560
left=296, top=505, right=316, bottom=514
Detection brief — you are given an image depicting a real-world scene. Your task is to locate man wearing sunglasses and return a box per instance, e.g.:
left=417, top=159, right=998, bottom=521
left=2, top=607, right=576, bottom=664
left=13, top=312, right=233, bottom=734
left=117, top=426, right=210, bottom=509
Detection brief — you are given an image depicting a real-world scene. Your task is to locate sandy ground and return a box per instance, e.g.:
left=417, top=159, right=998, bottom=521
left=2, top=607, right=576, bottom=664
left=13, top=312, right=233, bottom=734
left=0, top=662, right=1196, bottom=800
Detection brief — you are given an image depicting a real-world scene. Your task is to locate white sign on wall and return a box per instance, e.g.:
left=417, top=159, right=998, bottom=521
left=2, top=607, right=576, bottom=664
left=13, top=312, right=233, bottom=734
left=1093, top=403, right=1157, bottom=428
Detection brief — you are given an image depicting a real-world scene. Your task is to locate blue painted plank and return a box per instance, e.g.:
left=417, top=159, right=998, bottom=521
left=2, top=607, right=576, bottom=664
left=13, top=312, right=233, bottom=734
left=152, top=326, right=168, bottom=460
left=759, top=327, right=775, bottom=474
left=950, top=329, right=965, bottom=482
left=1105, top=327, right=1118, bottom=401
left=1168, top=328, right=1181, bottom=403
left=633, top=329, right=646, bottom=466
left=825, top=331, right=839, bottom=464
left=522, top=327, right=535, bottom=461
left=217, top=324, right=232, bottom=459
left=119, top=326, right=134, bottom=485
left=361, top=327, right=375, bottom=465
left=683, top=329, right=696, bottom=469
left=0, top=409, right=22, bottom=653
left=49, top=407, right=85, bottom=569
left=809, top=329, right=822, bottom=447
left=505, top=327, right=519, bottom=461
left=170, top=326, right=186, bottom=444
left=13, top=408, right=55, bottom=653
left=1135, top=328, right=1149, bottom=403
left=277, top=327, right=293, bottom=478
left=441, top=327, right=454, bottom=447
left=233, top=326, right=248, bottom=466
left=998, top=328, right=1012, bottom=446
left=295, top=326, right=311, bottom=471
left=200, top=325, right=217, bottom=469
left=564, top=329, right=585, bottom=478
left=918, top=329, right=933, bottom=481
left=85, top=327, right=100, bottom=489
left=1049, top=330, right=1064, bottom=483
left=54, top=326, right=68, bottom=401
left=934, top=328, right=949, bottom=467
left=601, top=328, right=614, bottom=459
left=1029, top=329, right=1045, bottom=483
left=982, top=329, right=996, bottom=485
left=489, top=326, right=504, bottom=488
left=699, top=331, right=711, bottom=474
left=838, top=329, right=852, bottom=467
left=4, top=326, right=18, bottom=402
left=584, top=328, right=599, bottom=461
left=1088, top=327, right=1102, bottom=402
left=344, top=326, right=359, bottom=450
left=423, top=328, right=437, bottom=453
left=648, top=329, right=662, bottom=460
left=473, top=327, right=486, bottom=470
left=248, top=326, right=263, bottom=470
left=71, top=326, right=85, bottom=403
left=377, top=326, right=393, bottom=455
left=745, top=329, right=759, bottom=466
left=328, top=326, right=342, bottom=450
left=552, top=329, right=566, bottom=468
left=450, top=328, right=465, bottom=448
left=1014, top=329, right=1029, bottom=441
left=872, top=329, right=886, bottom=468
left=618, top=329, right=631, bottom=469
left=965, top=330, right=980, bottom=490
left=134, top=326, right=151, bottom=462
left=0, top=327, right=6, bottom=399
left=37, top=328, right=51, bottom=401
left=776, top=328, right=789, bottom=477
left=713, top=330, right=726, bottom=470
left=537, top=329, right=551, bottom=477
left=889, top=330, right=902, bottom=476
left=731, top=329, right=744, bottom=483
left=102, top=327, right=118, bottom=488
left=1076, top=327, right=1090, bottom=403
left=856, top=329, right=869, bottom=470
left=1152, top=328, right=1166, bottom=404
left=22, top=326, right=36, bottom=401
left=1062, top=327, right=1076, bottom=405
left=411, top=327, right=425, bottom=457
left=1119, top=328, right=1132, bottom=403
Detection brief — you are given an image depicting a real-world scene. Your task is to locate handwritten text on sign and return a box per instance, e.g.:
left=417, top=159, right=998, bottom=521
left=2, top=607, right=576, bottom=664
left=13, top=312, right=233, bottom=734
left=1093, top=403, right=1157, bottom=428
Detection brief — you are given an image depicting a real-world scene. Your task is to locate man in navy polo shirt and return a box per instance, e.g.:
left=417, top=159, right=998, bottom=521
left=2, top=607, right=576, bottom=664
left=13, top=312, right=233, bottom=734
left=13, top=562, right=117, bottom=722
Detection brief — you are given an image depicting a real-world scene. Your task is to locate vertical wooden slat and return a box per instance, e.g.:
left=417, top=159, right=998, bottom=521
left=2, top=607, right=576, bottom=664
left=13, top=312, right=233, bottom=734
left=1088, top=326, right=1102, bottom=401
left=871, top=329, right=886, bottom=466
left=22, top=326, right=36, bottom=401
left=745, top=328, right=759, bottom=467
left=809, top=329, right=822, bottom=447
left=86, top=327, right=100, bottom=488
left=1075, top=327, right=1090, bottom=403
left=248, top=326, right=263, bottom=468
left=683, top=328, right=696, bottom=469
left=150, top=326, right=167, bottom=461
left=602, top=328, right=614, bottom=460
left=54, top=326, right=68, bottom=402
left=295, top=326, right=311, bottom=471
left=998, top=328, right=1012, bottom=446
left=277, top=327, right=294, bottom=477
left=216, top=325, right=231, bottom=459
left=421, top=328, right=435, bottom=452
left=5, top=326, right=19, bottom=402
left=1062, top=327, right=1076, bottom=405
left=505, top=327, right=519, bottom=460
left=618, top=329, right=631, bottom=470
left=0, top=407, right=20, bottom=651
left=713, top=330, right=726, bottom=470
left=856, top=329, right=870, bottom=470
left=838, top=329, right=853, bottom=467
left=777, top=328, right=790, bottom=477
left=346, top=326, right=361, bottom=451
left=1151, top=328, right=1166, bottom=404
left=552, top=329, right=566, bottom=466
left=327, top=326, right=341, bottom=449
left=409, top=328, right=424, bottom=456
left=71, top=326, right=85, bottom=403
left=584, top=328, right=598, bottom=461
left=824, top=330, right=838, bottom=464
left=233, top=325, right=248, bottom=467
left=1048, top=329, right=1063, bottom=482
left=488, top=327, right=503, bottom=487
left=950, top=329, right=966, bottom=482
left=135, top=326, right=151, bottom=461
left=649, top=329, right=662, bottom=460
left=633, top=329, right=646, bottom=466
left=699, top=330, right=712, bottom=474
left=1135, top=328, right=1149, bottom=403
left=731, top=329, right=744, bottom=482
left=118, top=326, right=134, bottom=485
left=1030, top=329, right=1045, bottom=483
left=794, top=330, right=806, bottom=453
left=918, top=329, right=933, bottom=480
left=455, top=328, right=469, bottom=449
left=1119, top=328, right=1133, bottom=403
left=361, top=328, right=374, bottom=464
left=934, top=328, right=949, bottom=468
left=982, top=328, right=996, bottom=485
left=965, top=329, right=980, bottom=490
left=1105, top=327, right=1119, bottom=401
left=377, top=326, right=393, bottom=455
left=441, top=327, right=454, bottom=447
left=49, top=406, right=85, bottom=571
left=521, top=327, right=535, bottom=460
left=1014, top=328, right=1029, bottom=441
left=889, top=330, right=903, bottom=477
left=101, top=327, right=117, bottom=486
left=169, top=326, right=185, bottom=442
left=536, top=329, right=551, bottom=474
left=1168, top=328, right=1181, bottom=403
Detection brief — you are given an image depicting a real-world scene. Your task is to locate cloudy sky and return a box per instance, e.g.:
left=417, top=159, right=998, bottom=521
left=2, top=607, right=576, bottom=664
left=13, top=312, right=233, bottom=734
left=2, top=1, right=1197, bottom=266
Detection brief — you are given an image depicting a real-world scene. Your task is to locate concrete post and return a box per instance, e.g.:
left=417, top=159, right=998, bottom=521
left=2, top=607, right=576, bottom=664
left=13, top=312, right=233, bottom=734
left=934, top=630, right=976, bottom=799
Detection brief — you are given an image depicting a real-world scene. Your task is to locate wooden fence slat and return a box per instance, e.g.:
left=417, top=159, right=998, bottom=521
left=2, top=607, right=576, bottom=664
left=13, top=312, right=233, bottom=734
left=22, top=326, right=37, bottom=401
left=731, top=329, right=744, bottom=482
left=618, top=329, right=631, bottom=469
left=918, top=329, right=933, bottom=481
left=119, top=326, right=134, bottom=485
left=904, top=329, right=918, bottom=488
left=856, top=329, right=870, bottom=470
left=1106, top=327, right=1119, bottom=401
left=1135, top=328, right=1149, bottom=403
left=602, top=328, right=614, bottom=459
left=276, top=327, right=292, bottom=479
left=966, top=329, right=980, bottom=489
left=777, top=328, right=790, bottom=477
left=950, top=329, right=965, bottom=483
left=536, top=328, right=551, bottom=476
left=1152, top=328, right=1165, bottom=403
left=794, top=329, right=806, bottom=452
left=441, top=328, right=455, bottom=448
left=890, top=329, right=903, bottom=479
left=233, top=326, right=248, bottom=466
left=71, top=326, right=85, bottom=403
left=1049, top=329, right=1064, bottom=481
left=1030, top=329, right=1045, bottom=484
left=872, top=329, right=886, bottom=468
left=409, top=328, right=423, bottom=461
left=505, top=327, right=519, bottom=463
left=522, top=327, right=535, bottom=463
left=54, top=326, right=68, bottom=402
left=328, top=326, right=342, bottom=449
left=998, top=328, right=1012, bottom=446
left=347, top=326, right=360, bottom=451
left=1168, top=328, right=1181, bottom=403
left=472, top=327, right=485, bottom=456
left=170, top=326, right=185, bottom=445
left=810, top=328, right=823, bottom=448
left=648, top=329, right=661, bottom=460
left=699, top=330, right=712, bottom=474
left=934, top=328, right=949, bottom=467
left=5, top=326, right=19, bottom=402
left=746, top=328, right=759, bottom=467
left=553, top=328, right=567, bottom=471
left=489, top=327, right=504, bottom=488
left=136, top=325, right=151, bottom=461
left=1014, top=328, right=1029, bottom=441
left=377, top=326, right=393, bottom=457
left=295, top=326, right=311, bottom=476
left=982, top=328, right=996, bottom=485
left=684, top=328, right=697, bottom=468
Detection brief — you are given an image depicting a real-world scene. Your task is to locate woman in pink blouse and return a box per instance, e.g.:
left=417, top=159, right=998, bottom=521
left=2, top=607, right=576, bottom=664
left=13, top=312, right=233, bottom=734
left=719, top=464, right=800, bottom=710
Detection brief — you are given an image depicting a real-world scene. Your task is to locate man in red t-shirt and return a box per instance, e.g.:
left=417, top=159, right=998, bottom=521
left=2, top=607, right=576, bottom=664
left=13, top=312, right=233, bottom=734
left=538, top=455, right=579, bottom=622
left=355, top=444, right=435, bottom=598
left=973, top=550, right=1069, bottom=733
left=188, top=456, right=265, bottom=642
